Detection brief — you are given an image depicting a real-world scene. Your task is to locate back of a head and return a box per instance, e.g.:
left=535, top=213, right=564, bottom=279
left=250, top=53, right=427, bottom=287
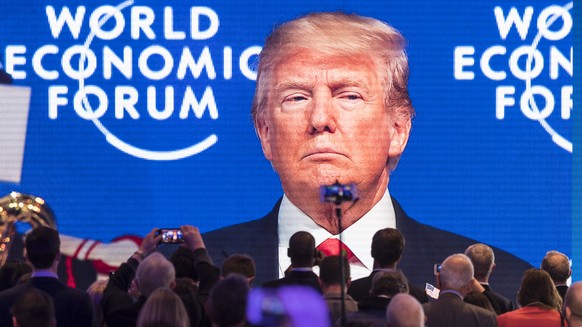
left=370, top=270, right=409, bottom=297
left=517, top=268, right=562, bottom=310
left=319, top=255, right=350, bottom=287
left=11, top=288, right=56, bottom=327
left=288, top=231, right=316, bottom=267
left=386, top=293, right=424, bottom=327
left=0, top=260, right=32, bottom=291
left=170, top=248, right=199, bottom=281
left=207, top=274, right=249, bottom=327
left=371, top=228, right=405, bottom=268
left=86, top=279, right=108, bottom=327
left=24, top=226, right=60, bottom=269
left=173, top=277, right=198, bottom=297
left=565, top=282, right=582, bottom=324
left=439, top=253, right=474, bottom=293
left=541, top=250, right=571, bottom=283
left=136, top=287, right=189, bottom=327
left=136, top=252, right=176, bottom=298
left=464, top=243, right=495, bottom=281
left=221, top=254, right=256, bottom=279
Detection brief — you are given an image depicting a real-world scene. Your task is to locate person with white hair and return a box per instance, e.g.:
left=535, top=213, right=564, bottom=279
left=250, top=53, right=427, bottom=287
left=386, top=293, right=424, bottom=327
left=422, top=253, right=496, bottom=327
left=101, top=225, right=219, bottom=327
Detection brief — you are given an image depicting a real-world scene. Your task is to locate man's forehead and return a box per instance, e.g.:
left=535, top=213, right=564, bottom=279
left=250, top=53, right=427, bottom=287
left=272, top=51, right=380, bottom=88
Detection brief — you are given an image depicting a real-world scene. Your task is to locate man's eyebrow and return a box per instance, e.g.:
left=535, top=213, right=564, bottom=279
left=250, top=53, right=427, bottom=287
left=275, top=80, right=315, bottom=92
left=328, top=76, right=370, bottom=90
left=275, top=77, right=371, bottom=92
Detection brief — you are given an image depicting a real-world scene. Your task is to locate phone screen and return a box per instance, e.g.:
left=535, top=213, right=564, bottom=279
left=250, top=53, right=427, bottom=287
left=159, top=229, right=184, bottom=243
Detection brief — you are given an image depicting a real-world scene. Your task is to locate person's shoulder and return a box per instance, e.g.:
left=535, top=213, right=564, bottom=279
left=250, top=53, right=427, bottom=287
left=464, top=300, right=497, bottom=318
left=203, top=198, right=280, bottom=239
left=262, top=277, right=284, bottom=289
left=54, top=284, right=92, bottom=303
left=0, top=282, right=28, bottom=302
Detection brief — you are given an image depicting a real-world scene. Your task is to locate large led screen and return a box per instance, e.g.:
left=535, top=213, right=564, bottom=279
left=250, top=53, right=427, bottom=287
left=0, top=0, right=572, bottom=296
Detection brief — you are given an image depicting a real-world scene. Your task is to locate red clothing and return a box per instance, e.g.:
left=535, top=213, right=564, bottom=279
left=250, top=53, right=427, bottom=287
left=497, top=306, right=564, bottom=327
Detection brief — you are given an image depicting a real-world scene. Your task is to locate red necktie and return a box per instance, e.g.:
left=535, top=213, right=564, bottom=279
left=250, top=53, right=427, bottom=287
left=317, top=238, right=361, bottom=264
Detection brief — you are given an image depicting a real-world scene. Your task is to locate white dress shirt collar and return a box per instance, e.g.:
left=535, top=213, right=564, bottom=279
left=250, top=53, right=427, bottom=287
left=278, top=190, right=396, bottom=280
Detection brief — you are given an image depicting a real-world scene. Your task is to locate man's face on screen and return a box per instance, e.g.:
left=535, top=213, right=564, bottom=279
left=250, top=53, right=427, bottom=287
left=256, top=48, right=408, bottom=202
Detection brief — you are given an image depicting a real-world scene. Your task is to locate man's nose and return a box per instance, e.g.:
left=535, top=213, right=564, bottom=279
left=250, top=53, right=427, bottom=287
left=308, top=92, right=336, bottom=134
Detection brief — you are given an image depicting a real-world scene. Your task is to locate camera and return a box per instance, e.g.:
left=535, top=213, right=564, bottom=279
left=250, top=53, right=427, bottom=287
left=156, top=228, right=184, bottom=244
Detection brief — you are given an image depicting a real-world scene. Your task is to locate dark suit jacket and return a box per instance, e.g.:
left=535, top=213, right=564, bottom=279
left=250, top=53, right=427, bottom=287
left=423, top=292, right=497, bottom=327
left=262, top=269, right=322, bottom=293
left=482, top=283, right=514, bottom=315
left=348, top=270, right=429, bottom=304
left=357, top=296, right=391, bottom=319
left=556, top=284, right=568, bottom=302
left=101, top=249, right=218, bottom=327
left=0, top=276, right=94, bottom=327
left=203, top=197, right=532, bottom=301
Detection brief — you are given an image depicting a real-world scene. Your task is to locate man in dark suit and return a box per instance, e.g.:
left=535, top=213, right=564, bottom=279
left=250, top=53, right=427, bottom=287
left=262, top=231, right=321, bottom=293
left=541, top=250, right=571, bottom=301
left=357, top=270, right=409, bottom=320
left=203, top=11, right=531, bottom=302
left=422, top=254, right=496, bottom=327
left=0, top=226, right=93, bottom=327
left=101, top=226, right=218, bottom=327
left=464, top=243, right=514, bottom=314
left=348, top=228, right=428, bottom=304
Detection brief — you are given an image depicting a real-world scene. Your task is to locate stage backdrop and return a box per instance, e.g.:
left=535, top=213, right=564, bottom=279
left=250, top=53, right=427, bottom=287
left=0, top=0, right=571, bottom=277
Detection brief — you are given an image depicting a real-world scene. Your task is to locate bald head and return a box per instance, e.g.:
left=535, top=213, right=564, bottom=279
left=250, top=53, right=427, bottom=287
left=386, top=293, right=424, bottom=327
left=541, top=250, right=571, bottom=284
left=565, top=282, right=582, bottom=325
left=439, top=254, right=474, bottom=295
left=464, top=243, right=495, bottom=282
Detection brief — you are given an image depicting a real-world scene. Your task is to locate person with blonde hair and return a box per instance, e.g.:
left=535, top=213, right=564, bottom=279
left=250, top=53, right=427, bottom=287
left=497, top=268, right=564, bottom=327
left=136, top=287, right=190, bottom=327
left=86, top=279, right=108, bottom=327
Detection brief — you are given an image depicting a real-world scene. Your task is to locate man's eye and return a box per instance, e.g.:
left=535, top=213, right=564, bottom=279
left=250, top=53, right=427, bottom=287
left=341, top=93, right=362, bottom=101
left=285, top=95, right=308, bottom=102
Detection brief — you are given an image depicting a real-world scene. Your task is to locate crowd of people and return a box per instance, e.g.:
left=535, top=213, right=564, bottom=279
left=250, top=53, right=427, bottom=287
left=0, top=225, right=578, bottom=327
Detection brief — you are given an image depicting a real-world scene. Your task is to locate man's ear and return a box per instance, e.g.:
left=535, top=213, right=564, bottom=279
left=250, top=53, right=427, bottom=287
left=387, top=115, right=411, bottom=160
left=256, top=118, right=272, bottom=161
left=287, top=248, right=291, bottom=258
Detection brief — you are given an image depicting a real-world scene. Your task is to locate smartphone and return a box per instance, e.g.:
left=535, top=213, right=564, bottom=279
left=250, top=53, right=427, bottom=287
left=157, top=228, right=184, bottom=244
